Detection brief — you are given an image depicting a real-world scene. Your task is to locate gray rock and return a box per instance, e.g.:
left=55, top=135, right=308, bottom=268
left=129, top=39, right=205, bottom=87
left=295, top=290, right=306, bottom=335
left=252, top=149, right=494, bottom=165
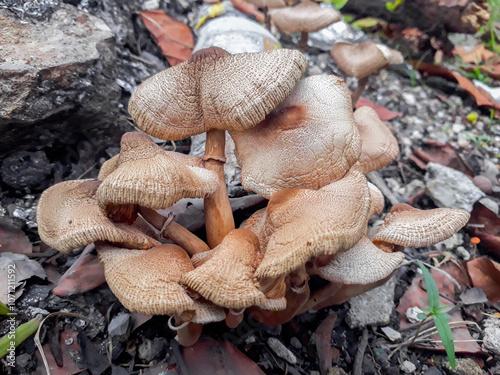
left=1, top=151, right=53, bottom=192
left=0, top=4, right=120, bottom=152
left=138, top=337, right=168, bottom=363
left=380, top=326, right=401, bottom=342
left=483, top=317, right=500, bottom=355
left=479, top=197, right=499, bottom=214
left=108, top=313, right=130, bottom=338
left=400, top=360, right=416, bottom=374
left=346, top=276, right=396, bottom=328
left=425, top=163, right=485, bottom=212
left=290, top=336, right=302, bottom=350
left=267, top=337, right=297, bottom=364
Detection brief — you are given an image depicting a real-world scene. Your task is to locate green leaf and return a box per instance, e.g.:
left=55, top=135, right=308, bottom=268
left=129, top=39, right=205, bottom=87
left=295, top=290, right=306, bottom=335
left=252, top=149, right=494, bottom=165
left=433, top=314, right=456, bottom=369
left=416, top=313, right=428, bottom=321
left=417, top=260, right=440, bottom=311
left=331, top=0, right=349, bottom=10
left=0, top=302, right=10, bottom=316
left=421, top=307, right=433, bottom=312
left=436, top=305, right=449, bottom=313
left=351, top=17, right=380, bottom=30
left=0, top=316, right=42, bottom=359
left=440, top=313, right=452, bottom=320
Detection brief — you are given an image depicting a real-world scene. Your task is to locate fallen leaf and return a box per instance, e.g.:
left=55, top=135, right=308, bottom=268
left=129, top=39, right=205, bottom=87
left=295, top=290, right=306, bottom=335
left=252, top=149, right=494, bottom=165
left=467, top=202, right=500, bottom=258
left=230, top=0, right=265, bottom=22
left=52, top=244, right=106, bottom=297
left=469, top=60, right=500, bottom=80
left=36, top=329, right=83, bottom=375
left=412, top=61, right=500, bottom=116
left=356, top=96, right=402, bottom=121
left=454, top=45, right=497, bottom=64
left=182, top=338, right=266, bottom=374
left=312, top=313, right=339, bottom=375
left=466, top=257, right=500, bottom=303
left=0, top=253, right=46, bottom=303
left=140, top=11, right=194, bottom=66
left=0, top=219, right=32, bottom=254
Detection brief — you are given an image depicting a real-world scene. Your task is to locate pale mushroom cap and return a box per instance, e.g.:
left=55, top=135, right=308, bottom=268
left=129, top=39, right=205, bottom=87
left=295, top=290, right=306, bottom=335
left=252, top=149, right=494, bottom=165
left=245, top=0, right=286, bottom=8
left=372, top=203, right=471, bottom=248
left=271, top=2, right=341, bottom=34
left=96, top=132, right=219, bottom=212
left=309, top=236, right=404, bottom=284
left=231, top=75, right=362, bottom=198
left=98, top=243, right=197, bottom=316
left=243, top=207, right=267, bottom=244
left=37, top=180, right=160, bottom=253
left=351, top=106, right=399, bottom=174
left=181, top=229, right=268, bottom=309
left=191, top=301, right=226, bottom=324
left=331, top=41, right=403, bottom=79
left=368, top=182, right=385, bottom=217
left=255, top=170, right=372, bottom=279
left=98, top=154, right=120, bottom=181
left=129, top=47, right=307, bottom=140
left=257, top=297, right=287, bottom=311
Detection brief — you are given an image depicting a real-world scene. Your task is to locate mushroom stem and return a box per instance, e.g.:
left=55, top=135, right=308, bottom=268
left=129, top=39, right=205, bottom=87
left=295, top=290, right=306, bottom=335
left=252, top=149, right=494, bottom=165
left=139, top=207, right=210, bottom=256
left=259, top=275, right=287, bottom=299
left=169, top=316, right=203, bottom=347
left=351, top=76, right=369, bottom=107
left=203, top=129, right=236, bottom=248
left=298, top=31, right=309, bottom=52
left=225, top=308, right=245, bottom=328
left=297, top=281, right=343, bottom=315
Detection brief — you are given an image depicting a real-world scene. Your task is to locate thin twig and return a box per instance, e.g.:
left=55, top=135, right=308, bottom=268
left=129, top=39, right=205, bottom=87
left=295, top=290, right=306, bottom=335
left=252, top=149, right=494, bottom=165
left=353, top=328, right=369, bottom=375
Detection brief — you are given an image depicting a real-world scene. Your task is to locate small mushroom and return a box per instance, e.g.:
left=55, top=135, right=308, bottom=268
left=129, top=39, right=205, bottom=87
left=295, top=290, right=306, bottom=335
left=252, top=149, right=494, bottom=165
left=37, top=180, right=159, bottom=253
left=330, top=40, right=404, bottom=105
left=243, top=0, right=286, bottom=29
left=230, top=75, right=361, bottom=199
left=129, top=47, right=307, bottom=247
left=271, top=1, right=341, bottom=51
left=351, top=106, right=399, bottom=175
left=372, top=203, right=471, bottom=252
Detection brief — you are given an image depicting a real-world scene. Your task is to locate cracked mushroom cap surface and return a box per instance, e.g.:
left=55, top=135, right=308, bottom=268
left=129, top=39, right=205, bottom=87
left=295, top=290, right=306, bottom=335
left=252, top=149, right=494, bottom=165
left=129, top=47, right=307, bottom=140
left=372, top=203, right=471, bottom=248
left=37, top=180, right=159, bottom=253
left=254, top=170, right=372, bottom=279
left=181, top=229, right=267, bottom=309
left=96, top=132, right=219, bottom=213
left=97, top=243, right=198, bottom=316
left=309, top=236, right=405, bottom=284
left=270, top=2, right=341, bottom=34
left=244, top=0, right=286, bottom=8
left=351, top=106, right=399, bottom=174
left=368, top=182, right=385, bottom=217
left=331, top=41, right=404, bottom=79
left=231, top=75, right=361, bottom=199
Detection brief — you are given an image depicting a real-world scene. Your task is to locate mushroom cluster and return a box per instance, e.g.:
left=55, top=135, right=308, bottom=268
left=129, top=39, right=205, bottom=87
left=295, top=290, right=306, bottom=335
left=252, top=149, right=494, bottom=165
left=37, top=47, right=470, bottom=346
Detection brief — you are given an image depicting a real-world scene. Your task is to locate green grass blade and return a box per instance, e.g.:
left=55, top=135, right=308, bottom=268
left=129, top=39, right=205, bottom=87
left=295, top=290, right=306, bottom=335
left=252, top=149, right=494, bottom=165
left=0, top=302, right=10, bottom=316
left=0, top=316, right=42, bottom=358
left=417, top=260, right=440, bottom=311
left=433, top=314, right=456, bottom=369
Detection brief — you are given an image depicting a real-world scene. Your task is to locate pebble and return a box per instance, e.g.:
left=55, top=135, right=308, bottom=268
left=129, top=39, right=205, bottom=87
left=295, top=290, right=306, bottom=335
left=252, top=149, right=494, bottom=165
left=138, top=337, right=168, bottom=363
left=267, top=337, right=297, bottom=364
left=108, top=313, right=130, bottom=338
left=406, top=306, right=425, bottom=324
left=290, top=336, right=302, bottom=350
left=454, top=246, right=470, bottom=260
left=483, top=317, right=500, bottom=355
left=402, top=92, right=416, bottom=106
left=380, top=326, right=401, bottom=342
left=400, top=360, right=416, bottom=373
left=479, top=197, right=499, bottom=214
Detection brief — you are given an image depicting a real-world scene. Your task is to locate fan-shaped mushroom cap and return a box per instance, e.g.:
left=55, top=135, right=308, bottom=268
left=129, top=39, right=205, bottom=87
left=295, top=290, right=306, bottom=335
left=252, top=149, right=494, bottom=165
left=331, top=41, right=404, bottom=79
left=98, top=243, right=198, bottom=316
left=37, top=180, right=159, bottom=253
left=181, top=229, right=267, bottom=309
left=129, top=47, right=307, bottom=140
left=255, top=170, right=372, bottom=279
left=242, top=207, right=267, bottom=243
left=270, top=1, right=341, bottom=34
left=98, top=154, right=119, bottom=181
left=231, top=75, right=361, bottom=198
left=368, top=182, right=385, bottom=217
left=245, top=0, right=286, bottom=8
left=351, top=106, right=399, bottom=174
left=372, top=204, right=470, bottom=249
left=309, top=236, right=404, bottom=284
left=96, top=132, right=219, bottom=213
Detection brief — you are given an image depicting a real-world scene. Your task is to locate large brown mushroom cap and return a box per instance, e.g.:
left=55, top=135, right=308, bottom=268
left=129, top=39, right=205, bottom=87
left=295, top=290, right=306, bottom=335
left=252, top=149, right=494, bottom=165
left=331, top=41, right=403, bottom=79
left=270, top=1, right=341, bottom=34
left=368, top=182, right=385, bottom=217
left=245, top=0, right=286, bottom=8
left=231, top=75, right=362, bottom=198
left=97, top=154, right=120, bottom=181
left=37, top=180, right=160, bottom=253
left=308, top=236, right=405, bottom=284
left=372, top=204, right=470, bottom=248
left=96, top=132, right=219, bottom=212
left=129, top=47, right=307, bottom=140
left=181, top=229, right=267, bottom=309
left=255, top=170, right=372, bottom=279
left=98, top=243, right=197, bottom=316
left=351, top=106, right=399, bottom=174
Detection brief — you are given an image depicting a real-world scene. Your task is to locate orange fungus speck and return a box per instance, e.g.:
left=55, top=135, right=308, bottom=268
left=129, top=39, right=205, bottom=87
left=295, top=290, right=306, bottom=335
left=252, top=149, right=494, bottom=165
left=470, top=237, right=481, bottom=245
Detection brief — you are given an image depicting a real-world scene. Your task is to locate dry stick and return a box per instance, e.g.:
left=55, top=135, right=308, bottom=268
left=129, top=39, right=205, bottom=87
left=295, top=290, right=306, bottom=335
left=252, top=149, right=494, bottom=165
left=353, top=328, right=369, bottom=375
left=366, top=171, right=401, bottom=206
left=351, top=76, right=369, bottom=107
left=139, top=207, right=210, bottom=256
left=203, top=129, right=236, bottom=248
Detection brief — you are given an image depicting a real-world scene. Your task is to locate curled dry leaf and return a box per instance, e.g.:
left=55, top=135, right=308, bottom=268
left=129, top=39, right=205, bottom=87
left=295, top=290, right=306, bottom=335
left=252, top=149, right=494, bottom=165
left=356, top=96, right=402, bottom=121
left=466, top=257, right=500, bottom=303
left=140, top=11, right=194, bottom=66
left=468, top=202, right=500, bottom=258
left=454, top=45, right=497, bottom=64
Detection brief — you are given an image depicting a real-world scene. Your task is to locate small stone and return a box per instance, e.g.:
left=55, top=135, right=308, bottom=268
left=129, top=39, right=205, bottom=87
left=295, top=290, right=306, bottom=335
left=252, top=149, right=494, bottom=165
left=245, top=335, right=256, bottom=344
left=425, top=163, right=485, bottom=212
left=451, top=123, right=465, bottom=133
left=402, top=93, right=416, bottom=106
left=423, top=366, right=443, bottom=375
left=434, top=233, right=464, bottom=251
left=267, top=337, right=297, bottom=364
left=380, top=326, right=401, bottom=342
left=406, top=306, right=425, bottom=324
left=479, top=197, right=499, bottom=214
left=16, top=353, right=31, bottom=368
left=108, top=313, right=130, bottom=338
left=454, top=246, right=470, bottom=260
left=308, top=66, right=324, bottom=76
left=473, top=175, right=493, bottom=194
left=290, top=337, right=302, bottom=350
left=1, top=151, right=53, bottom=192
left=346, top=276, right=396, bottom=328
left=138, top=337, right=168, bottom=363
left=483, top=317, right=500, bottom=355
left=401, top=360, right=416, bottom=373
